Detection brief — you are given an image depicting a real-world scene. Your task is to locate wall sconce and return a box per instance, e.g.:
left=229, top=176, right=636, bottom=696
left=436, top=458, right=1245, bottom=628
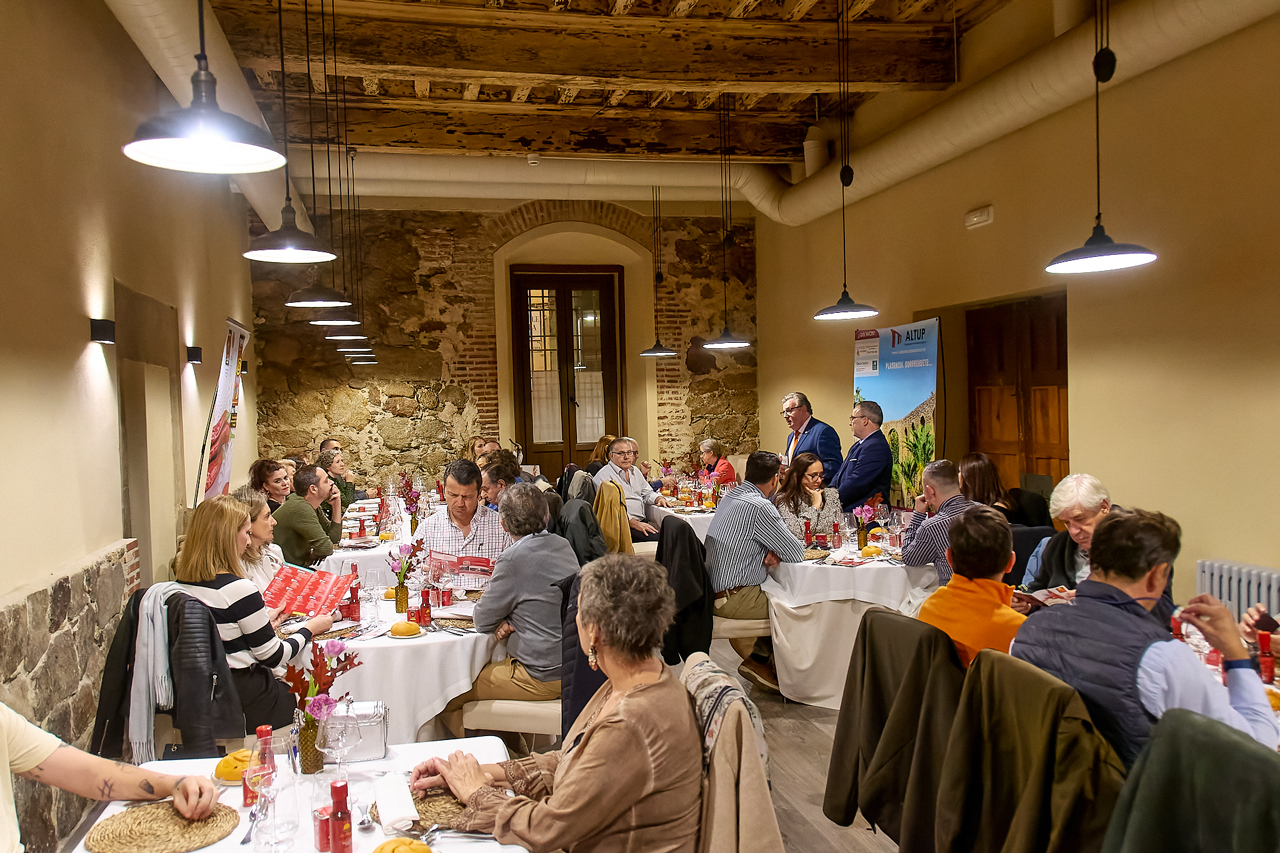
left=239, top=359, right=249, bottom=376
left=90, top=319, right=116, bottom=344
left=186, top=346, right=203, bottom=364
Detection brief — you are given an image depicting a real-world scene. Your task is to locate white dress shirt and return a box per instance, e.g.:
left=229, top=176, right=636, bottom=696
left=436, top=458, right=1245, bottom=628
left=592, top=461, right=657, bottom=521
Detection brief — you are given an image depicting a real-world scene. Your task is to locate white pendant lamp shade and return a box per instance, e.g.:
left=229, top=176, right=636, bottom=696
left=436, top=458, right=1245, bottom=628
left=336, top=346, right=373, bottom=352
left=246, top=200, right=336, bottom=263
left=814, top=287, right=879, bottom=320
left=325, top=331, right=368, bottom=340
left=639, top=338, right=678, bottom=357
left=1045, top=224, right=1156, bottom=274
left=310, top=308, right=361, bottom=326
left=287, top=283, right=351, bottom=308
left=124, top=64, right=284, bottom=174
left=703, top=325, right=751, bottom=350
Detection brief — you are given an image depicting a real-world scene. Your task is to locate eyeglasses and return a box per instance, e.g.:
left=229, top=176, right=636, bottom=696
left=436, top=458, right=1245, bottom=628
left=611, top=450, right=637, bottom=458
left=780, top=406, right=802, bottom=416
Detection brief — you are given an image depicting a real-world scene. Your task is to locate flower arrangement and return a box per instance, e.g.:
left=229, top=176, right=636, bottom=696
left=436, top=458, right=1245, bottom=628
left=850, top=504, right=876, bottom=526
left=387, top=539, right=425, bottom=586
left=397, top=471, right=421, bottom=517
left=283, top=639, right=362, bottom=773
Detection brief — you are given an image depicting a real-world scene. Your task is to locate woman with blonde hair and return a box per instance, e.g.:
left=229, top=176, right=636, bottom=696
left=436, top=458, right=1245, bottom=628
left=174, top=495, right=333, bottom=730
left=463, top=435, right=489, bottom=463
left=231, top=488, right=286, bottom=595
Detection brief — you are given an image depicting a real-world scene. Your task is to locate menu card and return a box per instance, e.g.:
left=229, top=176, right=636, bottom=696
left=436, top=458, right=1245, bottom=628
left=428, top=550, right=494, bottom=590
left=262, top=566, right=354, bottom=616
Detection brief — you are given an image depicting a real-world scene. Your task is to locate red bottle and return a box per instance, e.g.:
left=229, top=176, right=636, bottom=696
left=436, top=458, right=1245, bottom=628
left=1170, top=614, right=1184, bottom=641
left=329, top=782, right=352, bottom=853
left=1206, top=648, right=1225, bottom=686
left=1259, top=632, right=1274, bottom=685
left=832, top=522, right=842, bottom=550
left=803, top=519, right=812, bottom=547
left=243, top=724, right=274, bottom=806
left=358, top=517, right=367, bottom=538
left=436, top=480, right=444, bottom=499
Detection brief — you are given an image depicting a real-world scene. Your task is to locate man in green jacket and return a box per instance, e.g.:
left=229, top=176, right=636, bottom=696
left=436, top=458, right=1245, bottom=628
left=273, top=466, right=342, bottom=566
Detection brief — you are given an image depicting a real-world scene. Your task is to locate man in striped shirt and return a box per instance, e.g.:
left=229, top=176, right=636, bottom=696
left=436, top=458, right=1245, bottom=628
left=705, top=451, right=804, bottom=691
left=415, top=459, right=513, bottom=561
left=902, top=459, right=980, bottom=584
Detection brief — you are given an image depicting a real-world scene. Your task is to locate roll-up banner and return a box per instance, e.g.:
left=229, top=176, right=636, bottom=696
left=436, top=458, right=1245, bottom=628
left=853, top=318, right=938, bottom=507
left=196, top=320, right=251, bottom=504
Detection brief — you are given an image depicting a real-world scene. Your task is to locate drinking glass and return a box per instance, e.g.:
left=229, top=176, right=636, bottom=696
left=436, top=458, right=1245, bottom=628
left=248, top=735, right=300, bottom=853
left=316, top=703, right=362, bottom=781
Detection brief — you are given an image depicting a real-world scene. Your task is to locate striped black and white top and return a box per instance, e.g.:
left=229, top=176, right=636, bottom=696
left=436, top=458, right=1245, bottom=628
left=179, top=574, right=313, bottom=671
left=705, top=483, right=805, bottom=593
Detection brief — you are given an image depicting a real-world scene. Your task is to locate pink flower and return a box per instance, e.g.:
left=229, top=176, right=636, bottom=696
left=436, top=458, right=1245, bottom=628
left=323, top=639, right=347, bottom=658
left=398, top=543, right=414, bottom=556
left=410, top=490, right=420, bottom=499
left=307, top=693, right=337, bottom=722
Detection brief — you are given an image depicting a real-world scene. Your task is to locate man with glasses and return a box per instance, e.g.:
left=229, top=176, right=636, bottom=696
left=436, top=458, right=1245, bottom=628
left=779, top=392, right=842, bottom=485
left=832, top=400, right=893, bottom=511
left=592, top=437, right=671, bottom=542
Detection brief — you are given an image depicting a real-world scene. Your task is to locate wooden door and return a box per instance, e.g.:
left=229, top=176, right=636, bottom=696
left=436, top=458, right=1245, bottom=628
left=966, top=295, right=1069, bottom=491
left=510, top=266, right=624, bottom=477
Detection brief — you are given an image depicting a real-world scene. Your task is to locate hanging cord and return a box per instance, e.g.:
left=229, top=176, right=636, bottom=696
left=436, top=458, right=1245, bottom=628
left=319, top=0, right=340, bottom=293
left=651, top=186, right=663, bottom=285
left=276, top=0, right=291, bottom=202
left=304, top=0, right=319, bottom=216
left=1092, top=0, right=1114, bottom=226
left=717, top=94, right=732, bottom=329
left=837, top=0, right=853, bottom=288
left=196, top=0, right=207, bottom=61
left=334, top=0, right=355, bottom=299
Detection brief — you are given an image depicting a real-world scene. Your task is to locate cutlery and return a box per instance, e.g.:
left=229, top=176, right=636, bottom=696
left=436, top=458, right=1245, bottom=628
left=239, top=800, right=266, bottom=844
left=356, top=803, right=375, bottom=832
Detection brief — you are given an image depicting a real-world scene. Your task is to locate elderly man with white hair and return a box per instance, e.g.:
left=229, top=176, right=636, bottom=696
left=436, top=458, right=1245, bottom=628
left=1020, top=473, right=1174, bottom=623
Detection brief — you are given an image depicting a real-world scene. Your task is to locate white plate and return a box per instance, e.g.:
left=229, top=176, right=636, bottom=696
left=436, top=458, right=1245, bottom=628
left=388, top=629, right=425, bottom=640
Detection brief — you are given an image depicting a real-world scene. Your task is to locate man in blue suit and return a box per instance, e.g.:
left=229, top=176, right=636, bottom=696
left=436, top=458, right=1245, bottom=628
left=833, top=400, right=894, bottom=511
left=780, top=392, right=842, bottom=485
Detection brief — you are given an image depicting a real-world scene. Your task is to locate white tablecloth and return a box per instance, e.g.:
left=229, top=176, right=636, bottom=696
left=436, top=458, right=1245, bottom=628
left=647, top=505, right=715, bottom=542
left=318, top=499, right=443, bottom=576
left=70, top=738, right=522, bottom=853
left=329, top=600, right=500, bottom=743
left=762, top=560, right=937, bottom=709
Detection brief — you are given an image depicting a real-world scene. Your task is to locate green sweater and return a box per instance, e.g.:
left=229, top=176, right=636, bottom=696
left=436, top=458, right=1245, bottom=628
left=272, top=493, right=341, bottom=566
left=331, top=472, right=356, bottom=509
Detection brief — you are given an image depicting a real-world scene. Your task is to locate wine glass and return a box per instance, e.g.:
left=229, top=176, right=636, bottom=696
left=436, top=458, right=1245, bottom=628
left=316, top=703, right=362, bottom=781
left=251, top=735, right=300, bottom=853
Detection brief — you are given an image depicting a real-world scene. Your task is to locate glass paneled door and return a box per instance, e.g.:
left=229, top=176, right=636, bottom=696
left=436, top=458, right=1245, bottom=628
left=511, top=266, right=623, bottom=479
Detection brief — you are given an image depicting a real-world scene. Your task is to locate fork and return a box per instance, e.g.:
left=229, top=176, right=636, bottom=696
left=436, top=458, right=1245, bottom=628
left=239, top=799, right=266, bottom=844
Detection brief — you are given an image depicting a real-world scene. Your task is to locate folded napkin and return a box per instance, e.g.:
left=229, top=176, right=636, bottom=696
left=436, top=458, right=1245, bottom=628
left=374, top=774, right=418, bottom=832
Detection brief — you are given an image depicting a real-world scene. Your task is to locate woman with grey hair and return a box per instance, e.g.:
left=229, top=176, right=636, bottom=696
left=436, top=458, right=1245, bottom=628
left=412, top=554, right=702, bottom=852
left=699, top=437, right=737, bottom=486
left=439, top=483, right=579, bottom=738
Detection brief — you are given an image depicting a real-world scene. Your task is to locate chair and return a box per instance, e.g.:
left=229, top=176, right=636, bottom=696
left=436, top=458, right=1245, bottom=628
left=824, top=610, right=965, bottom=853
left=704, top=535, right=772, bottom=659
left=632, top=541, right=659, bottom=559
left=1007, top=525, right=1055, bottom=585
left=726, top=454, right=748, bottom=484
left=592, top=480, right=633, bottom=554
left=461, top=699, right=562, bottom=739
left=554, top=572, right=607, bottom=739
left=655, top=515, right=713, bottom=664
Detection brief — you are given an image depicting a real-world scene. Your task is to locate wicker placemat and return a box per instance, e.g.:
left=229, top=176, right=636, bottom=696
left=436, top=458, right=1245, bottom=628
left=370, top=788, right=467, bottom=830
left=803, top=549, right=831, bottom=561
left=86, top=803, right=240, bottom=853
left=433, top=618, right=473, bottom=630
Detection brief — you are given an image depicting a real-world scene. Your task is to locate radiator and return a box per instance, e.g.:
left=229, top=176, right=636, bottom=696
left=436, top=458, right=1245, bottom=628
left=1196, top=560, right=1280, bottom=621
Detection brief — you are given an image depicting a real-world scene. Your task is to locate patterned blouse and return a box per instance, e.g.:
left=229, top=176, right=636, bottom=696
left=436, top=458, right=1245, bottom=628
left=775, top=487, right=844, bottom=542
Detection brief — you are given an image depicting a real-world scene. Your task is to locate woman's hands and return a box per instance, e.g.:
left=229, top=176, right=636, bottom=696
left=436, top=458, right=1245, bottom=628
left=409, top=753, right=495, bottom=802
left=268, top=604, right=288, bottom=629
left=806, top=486, right=822, bottom=508
left=169, top=775, right=219, bottom=820
left=305, top=612, right=335, bottom=636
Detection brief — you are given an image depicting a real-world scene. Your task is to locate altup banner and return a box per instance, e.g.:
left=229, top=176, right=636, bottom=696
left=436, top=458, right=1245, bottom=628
left=197, top=320, right=250, bottom=504
left=853, top=318, right=939, bottom=507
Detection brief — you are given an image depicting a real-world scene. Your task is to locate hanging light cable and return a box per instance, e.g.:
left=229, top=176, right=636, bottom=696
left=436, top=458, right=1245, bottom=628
left=245, top=0, right=336, bottom=263
left=704, top=95, right=750, bottom=351
left=640, top=186, right=678, bottom=357
left=1046, top=0, right=1156, bottom=274
left=814, top=0, right=878, bottom=321
left=124, top=0, right=285, bottom=173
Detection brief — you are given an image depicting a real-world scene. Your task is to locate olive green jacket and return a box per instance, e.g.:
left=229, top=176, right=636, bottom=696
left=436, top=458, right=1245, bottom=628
left=271, top=493, right=341, bottom=566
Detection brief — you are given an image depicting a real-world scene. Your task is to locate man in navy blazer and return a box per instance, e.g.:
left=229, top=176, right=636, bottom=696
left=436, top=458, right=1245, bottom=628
left=833, top=400, right=894, bottom=510
left=780, top=392, right=843, bottom=485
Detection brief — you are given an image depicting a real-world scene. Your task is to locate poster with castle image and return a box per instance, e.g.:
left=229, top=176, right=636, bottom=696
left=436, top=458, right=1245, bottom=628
left=853, top=318, right=938, bottom=508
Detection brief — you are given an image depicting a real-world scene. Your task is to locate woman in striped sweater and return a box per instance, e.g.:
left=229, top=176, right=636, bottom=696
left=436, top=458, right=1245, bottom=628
left=174, top=496, right=334, bottom=731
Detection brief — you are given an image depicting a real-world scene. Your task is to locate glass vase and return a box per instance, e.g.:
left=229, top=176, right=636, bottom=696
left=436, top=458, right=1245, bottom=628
left=410, top=515, right=419, bottom=535
left=298, top=714, right=323, bottom=775
left=395, top=583, right=409, bottom=613
left=857, top=523, right=869, bottom=550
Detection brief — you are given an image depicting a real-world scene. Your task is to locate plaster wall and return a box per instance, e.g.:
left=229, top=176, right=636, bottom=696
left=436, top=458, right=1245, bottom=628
left=756, top=14, right=1280, bottom=600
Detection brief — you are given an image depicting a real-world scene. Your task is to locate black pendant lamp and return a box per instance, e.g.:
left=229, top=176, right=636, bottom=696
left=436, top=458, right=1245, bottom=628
left=124, top=0, right=284, bottom=174
left=814, top=2, right=878, bottom=321
left=245, top=0, right=335, bottom=263
left=703, top=97, right=750, bottom=351
left=640, top=187, right=678, bottom=357
left=309, top=307, right=360, bottom=326
left=1046, top=0, right=1156, bottom=275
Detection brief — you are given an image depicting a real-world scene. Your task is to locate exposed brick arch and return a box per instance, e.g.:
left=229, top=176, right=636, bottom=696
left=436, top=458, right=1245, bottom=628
left=483, top=199, right=653, bottom=250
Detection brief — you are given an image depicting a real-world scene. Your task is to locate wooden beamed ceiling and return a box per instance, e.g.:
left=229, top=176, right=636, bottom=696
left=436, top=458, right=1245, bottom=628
left=213, top=0, right=1009, bottom=161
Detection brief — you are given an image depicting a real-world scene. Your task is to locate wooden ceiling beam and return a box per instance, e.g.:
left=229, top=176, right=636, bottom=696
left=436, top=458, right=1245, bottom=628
left=668, top=0, right=700, bottom=15
left=362, top=77, right=380, bottom=95
left=736, top=92, right=767, bottom=110
left=260, top=100, right=805, bottom=159
left=780, top=0, right=820, bottom=21
left=462, top=83, right=481, bottom=100
left=413, top=78, right=430, bottom=99
left=511, top=86, right=533, bottom=102
left=610, top=0, right=638, bottom=12
left=693, top=91, right=721, bottom=110
left=775, top=92, right=814, bottom=111
left=843, top=0, right=876, bottom=19
left=604, top=88, right=629, bottom=107
left=215, top=3, right=954, bottom=92
left=557, top=87, right=580, bottom=104
left=893, top=0, right=935, bottom=19
left=726, top=0, right=764, bottom=17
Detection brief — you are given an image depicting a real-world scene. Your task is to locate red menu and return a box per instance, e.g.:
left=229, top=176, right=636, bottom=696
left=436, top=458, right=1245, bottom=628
left=262, top=567, right=354, bottom=616
left=427, top=551, right=494, bottom=590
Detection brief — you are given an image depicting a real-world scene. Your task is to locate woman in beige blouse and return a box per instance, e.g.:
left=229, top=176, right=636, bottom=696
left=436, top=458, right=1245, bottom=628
left=774, top=452, right=844, bottom=542
left=410, top=554, right=702, bottom=852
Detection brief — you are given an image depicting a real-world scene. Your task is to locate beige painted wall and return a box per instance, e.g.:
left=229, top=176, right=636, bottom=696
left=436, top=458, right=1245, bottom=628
left=0, top=0, right=256, bottom=596
left=756, top=14, right=1280, bottom=601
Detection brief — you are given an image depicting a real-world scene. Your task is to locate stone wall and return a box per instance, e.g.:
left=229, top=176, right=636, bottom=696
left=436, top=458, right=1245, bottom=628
left=0, top=540, right=139, bottom=853
left=251, top=200, right=758, bottom=483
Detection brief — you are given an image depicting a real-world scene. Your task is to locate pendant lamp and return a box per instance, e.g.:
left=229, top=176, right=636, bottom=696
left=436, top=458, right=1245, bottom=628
left=1046, top=0, right=1155, bottom=275
left=245, top=0, right=334, bottom=263
left=814, top=4, right=878, bottom=321
left=285, top=282, right=351, bottom=308
left=324, top=330, right=368, bottom=341
left=123, top=0, right=284, bottom=174
left=703, top=97, right=751, bottom=352
left=309, top=308, right=361, bottom=326
left=640, top=187, right=679, bottom=357
left=336, top=346, right=372, bottom=352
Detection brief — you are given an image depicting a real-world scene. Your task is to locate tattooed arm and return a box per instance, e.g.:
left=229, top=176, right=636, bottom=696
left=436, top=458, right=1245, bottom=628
left=17, top=745, right=218, bottom=819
